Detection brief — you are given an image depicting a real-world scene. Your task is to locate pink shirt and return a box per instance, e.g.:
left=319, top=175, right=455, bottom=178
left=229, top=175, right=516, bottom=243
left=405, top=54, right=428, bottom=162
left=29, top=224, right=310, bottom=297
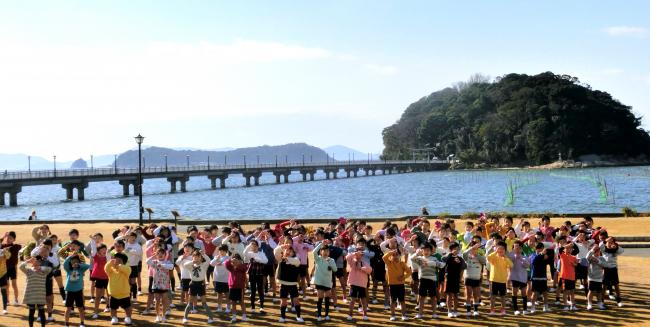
left=292, top=237, right=314, bottom=265
left=225, top=259, right=248, bottom=289
left=346, top=253, right=372, bottom=288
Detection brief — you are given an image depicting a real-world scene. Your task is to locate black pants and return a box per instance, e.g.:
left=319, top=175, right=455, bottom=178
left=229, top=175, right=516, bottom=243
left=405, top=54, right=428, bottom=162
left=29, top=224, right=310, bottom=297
left=249, top=275, right=265, bottom=309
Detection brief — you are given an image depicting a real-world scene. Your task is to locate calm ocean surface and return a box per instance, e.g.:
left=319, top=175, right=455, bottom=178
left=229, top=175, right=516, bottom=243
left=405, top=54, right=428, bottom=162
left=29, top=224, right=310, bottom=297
left=1, top=166, right=649, bottom=221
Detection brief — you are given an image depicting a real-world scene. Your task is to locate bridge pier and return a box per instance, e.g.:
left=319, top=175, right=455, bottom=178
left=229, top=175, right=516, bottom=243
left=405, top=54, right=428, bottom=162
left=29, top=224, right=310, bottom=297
left=0, top=188, right=20, bottom=207
left=208, top=174, right=228, bottom=189
left=119, top=179, right=138, bottom=196
left=299, top=169, right=316, bottom=181
left=61, top=182, right=88, bottom=201
left=243, top=172, right=262, bottom=187
left=324, top=169, right=338, bottom=179
left=167, top=176, right=189, bottom=193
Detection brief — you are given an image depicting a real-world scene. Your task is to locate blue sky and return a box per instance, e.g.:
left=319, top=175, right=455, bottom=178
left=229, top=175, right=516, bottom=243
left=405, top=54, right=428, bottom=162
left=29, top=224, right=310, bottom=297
left=1, top=1, right=649, bottom=160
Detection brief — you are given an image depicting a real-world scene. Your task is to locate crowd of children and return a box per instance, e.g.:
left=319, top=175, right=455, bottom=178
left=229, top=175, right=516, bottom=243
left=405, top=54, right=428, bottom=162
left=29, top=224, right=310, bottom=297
left=0, top=212, right=628, bottom=325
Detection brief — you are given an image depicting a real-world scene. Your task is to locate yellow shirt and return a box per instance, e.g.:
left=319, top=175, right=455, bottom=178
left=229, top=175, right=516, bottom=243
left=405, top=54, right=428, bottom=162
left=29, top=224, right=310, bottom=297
left=105, top=263, right=132, bottom=299
left=382, top=252, right=410, bottom=285
left=505, top=238, right=518, bottom=253
left=487, top=252, right=512, bottom=283
left=0, top=249, right=10, bottom=277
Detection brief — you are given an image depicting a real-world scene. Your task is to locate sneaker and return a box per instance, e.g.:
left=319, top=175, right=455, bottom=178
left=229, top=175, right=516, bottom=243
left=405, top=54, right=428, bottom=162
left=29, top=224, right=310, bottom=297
left=124, top=317, right=132, bottom=325
left=278, top=317, right=286, bottom=323
left=12, top=300, right=19, bottom=306
left=104, top=308, right=111, bottom=313
left=522, top=310, right=528, bottom=315
left=154, top=316, right=161, bottom=323
left=241, top=314, right=248, bottom=322
left=555, top=301, right=561, bottom=305
left=90, top=298, right=95, bottom=303
left=543, top=306, right=550, bottom=312
left=101, top=297, right=106, bottom=304
left=91, top=313, right=99, bottom=319
left=215, top=307, right=222, bottom=313
left=414, top=304, right=420, bottom=310
left=414, top=313, right=423, bottom=319
left=259, top=307, right=265, bottom=314
left=598, top=303, right=606, bottom=310
left=473, top=310, right=479, bottom=316
left=225, top=307, right=231, bottom=313
left=325, top=315, right=330, bottom=321
left=80, top=324, right=86, bottom=327
left=587, top=304, right=593, bottom=310
left=563, top=306, right=570, bottom=311
left=161, top=316, right=167, bottom=322
left=111, top=317, right=119, bottom=324
left=432, top=314, right=438, bottom=318
left=207, top=318, right=214, bottom=323
left=549, top=287, right=556, bottom=292
left=2, top=310, right=7, bottom=315
left=488, top=310, right=497, bottom=316
left=401, top=315, right=408, bottom=321
left=440, top=302, right=446, bottom=308
left=142, top=309, right=150, bottom=315
left=137, top=291, right=144, bottom=296
left=609, top=295, right=616, bottom=300
left=500, top=309, right=506, bottom=316
left=170, top=303, right=176, bottom=308
left=296, top=317, right=304, bottom=323
left=182, top=318, right=188, bottom=324
left=453, top=312, right=458, bottom=318
left=190, top=309, right=198, bottom=314
left=231, top=315, right=237, bottom=322
left=362, top=315, right=369, bottom=321
left=447, top=312, right=454, bottom=318
left=372, top=299, right=379, bottom=304
left=617, top=302, right=624, bottom=308
left=346, top=315, right=353, bottom=321
left=250, top=308, right=256, bottom=314
left=527, top=301, right=533, bottom=307
left=47, top=316, right=55, bottom=322
left=302, top=295, right=307, bottom=301
left=514, top=310, right=521, bottom=316
left=571, top=305, right=578, bottom=311
left=390, top=316, right=396, bottom=321
left=334, top=306, right=340, bottom=312
left=396, top=303, right=402, bottom=310
left=384, top=304, right=390, bottom=310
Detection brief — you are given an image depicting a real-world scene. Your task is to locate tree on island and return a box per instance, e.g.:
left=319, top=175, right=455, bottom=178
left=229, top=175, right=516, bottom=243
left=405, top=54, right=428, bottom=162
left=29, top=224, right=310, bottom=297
left=381, top=72, right=650, bottom=165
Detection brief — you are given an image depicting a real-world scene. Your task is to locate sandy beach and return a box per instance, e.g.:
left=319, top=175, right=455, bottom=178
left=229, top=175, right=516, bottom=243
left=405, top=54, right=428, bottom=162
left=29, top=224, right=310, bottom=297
left=0, top=216, right=649, bottom=326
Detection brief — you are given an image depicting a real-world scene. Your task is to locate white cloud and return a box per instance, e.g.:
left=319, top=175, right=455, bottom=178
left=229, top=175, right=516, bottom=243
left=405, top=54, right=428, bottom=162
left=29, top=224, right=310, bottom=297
left=363, top=64, right=399, bottom=76
left=603, top=26, right=649, bottom=38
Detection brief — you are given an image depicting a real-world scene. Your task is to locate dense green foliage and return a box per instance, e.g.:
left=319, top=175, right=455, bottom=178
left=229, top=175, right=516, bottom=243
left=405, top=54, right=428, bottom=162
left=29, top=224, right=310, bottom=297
left=382, top=72, right=650, bottom=165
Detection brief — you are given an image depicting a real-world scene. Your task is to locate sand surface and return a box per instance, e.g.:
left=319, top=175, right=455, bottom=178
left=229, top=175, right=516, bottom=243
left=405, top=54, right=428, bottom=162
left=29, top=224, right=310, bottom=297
left=0, top=217, right=649, bottom=326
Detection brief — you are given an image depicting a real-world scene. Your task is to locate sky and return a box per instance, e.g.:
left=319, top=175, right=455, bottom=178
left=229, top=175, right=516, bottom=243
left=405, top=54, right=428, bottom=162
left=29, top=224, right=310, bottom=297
left=1, top=1, right=649, bottom=161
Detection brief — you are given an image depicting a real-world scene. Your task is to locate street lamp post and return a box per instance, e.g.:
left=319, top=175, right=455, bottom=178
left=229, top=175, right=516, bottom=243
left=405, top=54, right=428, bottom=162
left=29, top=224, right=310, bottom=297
left=53, top=155, right=57, bottom=177
left=28, top=156, right=31, bottom=173
left=114, top=155, right=117, bottom=173
left=186, top=155, right=190, bottom=168
left=91, top=155, right=94, bottom=170
left=164, top=154, right=168, bottom=172
left=134, top=134, right=145, bottom=226
left=243, top=155, right=247, bottom=169
left=208, top=156, right=211, bottom=170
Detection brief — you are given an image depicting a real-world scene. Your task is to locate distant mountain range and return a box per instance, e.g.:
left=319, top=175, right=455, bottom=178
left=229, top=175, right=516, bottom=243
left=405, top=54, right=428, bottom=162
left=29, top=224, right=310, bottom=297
left=323, top=145, right=380, bottom=161
left=0, top=143, right=375, bottom=171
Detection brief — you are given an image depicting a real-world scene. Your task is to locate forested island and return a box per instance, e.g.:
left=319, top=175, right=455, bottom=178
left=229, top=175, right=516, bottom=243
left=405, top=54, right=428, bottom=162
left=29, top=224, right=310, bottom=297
left=381, top=72, right=650, bottom=167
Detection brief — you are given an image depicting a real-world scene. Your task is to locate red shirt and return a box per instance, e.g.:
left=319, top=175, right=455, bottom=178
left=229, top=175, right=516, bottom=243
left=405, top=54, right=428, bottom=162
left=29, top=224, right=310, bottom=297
left=199, top=235, right=216, bottom=257
left=91, top=254, right=109, bottom=280
left=559, top=252, right=577, bottom=281
left=225, top=259, right=248, bottom=289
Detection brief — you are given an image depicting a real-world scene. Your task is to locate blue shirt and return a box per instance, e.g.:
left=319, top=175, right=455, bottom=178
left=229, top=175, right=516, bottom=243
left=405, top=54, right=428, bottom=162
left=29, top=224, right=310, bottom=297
left=63, top=256, right=91, bottom=292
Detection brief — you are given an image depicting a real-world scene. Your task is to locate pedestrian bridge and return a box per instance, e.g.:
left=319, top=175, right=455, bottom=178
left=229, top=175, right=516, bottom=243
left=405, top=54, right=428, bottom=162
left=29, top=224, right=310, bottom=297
left=0, top=160, right=449, bottom=207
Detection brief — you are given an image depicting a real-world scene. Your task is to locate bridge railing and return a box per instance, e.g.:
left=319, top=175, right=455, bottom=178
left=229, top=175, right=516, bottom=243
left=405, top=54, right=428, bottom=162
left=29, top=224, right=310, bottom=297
left=0, top=159, right=448, bottom=181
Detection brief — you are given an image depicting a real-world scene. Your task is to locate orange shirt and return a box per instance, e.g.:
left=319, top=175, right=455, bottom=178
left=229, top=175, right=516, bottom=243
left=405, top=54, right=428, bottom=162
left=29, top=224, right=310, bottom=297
left=559, top=252, right=577, bottom=281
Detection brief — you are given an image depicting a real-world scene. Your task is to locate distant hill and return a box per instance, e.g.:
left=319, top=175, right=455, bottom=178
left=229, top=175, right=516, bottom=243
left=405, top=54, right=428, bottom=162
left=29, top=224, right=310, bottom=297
left=382, top=72, right=650, bottom=165
left=70, top=158, right=88, bottom=169
left=323, top=145, right=380, bottom=161
left=115, top=143, right=334, bottom=168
